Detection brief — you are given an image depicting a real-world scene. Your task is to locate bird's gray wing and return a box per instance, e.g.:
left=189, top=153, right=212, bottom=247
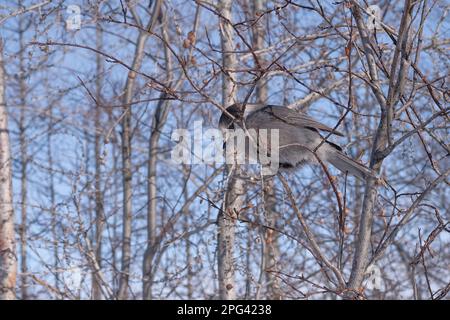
left=260, top=105, right=344, bottom=136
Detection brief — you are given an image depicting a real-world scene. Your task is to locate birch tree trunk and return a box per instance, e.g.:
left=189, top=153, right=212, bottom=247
left=0, top=38, right=17, bottom=300
left=347, top=0, right=415, bottom=295
left=217, top=0, right=244, bottom=300
left=118, top=0, right=162, bottom=300
left=17, top=9, right=28, bottom=299
left=117, top=31, right=147, bottom=300
left=143, top=10, right=171, bottom=300
left=252, top=0, right=282, bottom=300
left=47, top=86, right=58, bottom=293
left=92, top=9, right=105, bottom=300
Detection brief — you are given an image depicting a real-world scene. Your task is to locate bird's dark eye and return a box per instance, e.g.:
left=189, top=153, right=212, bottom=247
left=219, top=114, right=235, bottom=130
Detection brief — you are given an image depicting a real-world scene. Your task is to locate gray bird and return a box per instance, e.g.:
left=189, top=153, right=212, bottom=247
left=219, top=103, right=374, bottom=180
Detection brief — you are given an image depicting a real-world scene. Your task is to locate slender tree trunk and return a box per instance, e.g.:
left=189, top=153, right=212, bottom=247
left=46, top=86, right=58, bottom=294
left=18, top=11, right=28, bottom=299
left=118, top=1, right=162, bottom=299
left=142, top=88, right=171, bottom=298
left=217, top=0, right=243, bottom=300
left=183, top=168, right=193, bottom=299
left=92, top=11, right=105, bottom=300
left=244, top=225, right=252, bottom=299
left=19, top=103, right=27, bottom=300
left=136, top=0, right=167, bottom=300
left=252, top=0, right=282, bottom=300
left=252, top=0, right=267, bottom=105
left=218, top=174, right=244, bottom=300
left=142, top=47, right=171, bottom=301
left=117, top=32, right=148, bottom=299
left=143, top=3, right=201, bottom=298
left=0, top=38, right=17, bottom=300
left=184, top=210, right=193, bottom=299
left=261, top=179, right=281, bottom=299
left=111, top=142, right=119, bottom=294
left=347, top=0, right=414, bottom=294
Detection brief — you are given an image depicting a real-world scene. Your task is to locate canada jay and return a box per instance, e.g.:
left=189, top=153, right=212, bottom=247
left=219, top=103, right=374, bottom=180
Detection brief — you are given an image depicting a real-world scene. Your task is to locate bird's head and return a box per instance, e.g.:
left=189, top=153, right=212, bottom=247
left=218, top=103, right=266, bottom=130
left=218, top=103, right=245, bottom=131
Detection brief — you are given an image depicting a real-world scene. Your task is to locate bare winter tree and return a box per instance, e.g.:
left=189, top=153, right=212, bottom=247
left=0, top=0, right=447, bottom=300
left=0, top=38, right=17, bottom=301
left=216, top=0, right=245, bottom=301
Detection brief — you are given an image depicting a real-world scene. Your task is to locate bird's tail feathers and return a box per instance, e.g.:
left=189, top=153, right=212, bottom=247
left=327, top=149, right=375, bottom=181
